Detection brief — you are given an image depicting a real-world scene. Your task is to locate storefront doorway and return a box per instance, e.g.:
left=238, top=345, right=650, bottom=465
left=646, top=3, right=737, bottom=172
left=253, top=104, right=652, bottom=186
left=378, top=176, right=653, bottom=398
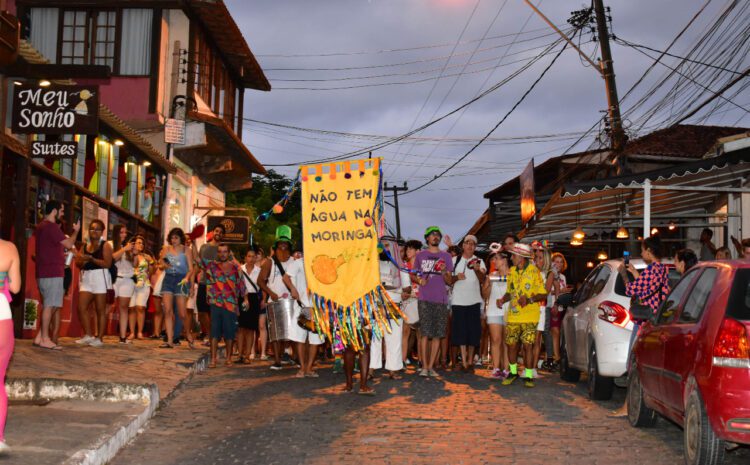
left=0, top=149, right=30, bottom=336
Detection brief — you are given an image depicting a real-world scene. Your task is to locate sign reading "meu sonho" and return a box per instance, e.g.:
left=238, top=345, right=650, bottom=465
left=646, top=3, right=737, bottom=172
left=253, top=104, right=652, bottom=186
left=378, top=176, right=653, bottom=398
left=11, top=85, right=99, bottom=135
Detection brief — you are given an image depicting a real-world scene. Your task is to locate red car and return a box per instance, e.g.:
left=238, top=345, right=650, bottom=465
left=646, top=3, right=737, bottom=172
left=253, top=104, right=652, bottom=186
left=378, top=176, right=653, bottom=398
left=628, top=260, right=750, bottom=465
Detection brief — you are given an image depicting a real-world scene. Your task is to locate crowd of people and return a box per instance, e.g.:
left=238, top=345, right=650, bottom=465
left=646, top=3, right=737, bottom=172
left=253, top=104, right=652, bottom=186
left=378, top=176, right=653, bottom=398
left=4, top=199, right=750, bottom=452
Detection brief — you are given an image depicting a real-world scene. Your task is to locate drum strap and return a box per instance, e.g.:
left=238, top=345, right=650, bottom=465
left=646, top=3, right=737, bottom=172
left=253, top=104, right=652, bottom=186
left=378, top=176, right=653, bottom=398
left=273, top=257, right=305, bottom=307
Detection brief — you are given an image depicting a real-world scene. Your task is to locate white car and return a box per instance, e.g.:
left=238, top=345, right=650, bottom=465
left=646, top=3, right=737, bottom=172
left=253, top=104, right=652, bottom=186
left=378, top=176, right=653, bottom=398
left=559, top=258, right=678, bottom=400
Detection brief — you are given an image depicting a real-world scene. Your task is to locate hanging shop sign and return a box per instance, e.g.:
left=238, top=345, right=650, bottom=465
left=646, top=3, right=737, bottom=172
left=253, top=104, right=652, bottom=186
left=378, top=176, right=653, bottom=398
left=520, top=159, right=536, bottom=227
left=11, top=85, right=99, bottom=135
left=30, top=140, right=78, bottom=159
left=207, top=216, right=249, bottom=243
left=164, top=118, right=186, bottom=144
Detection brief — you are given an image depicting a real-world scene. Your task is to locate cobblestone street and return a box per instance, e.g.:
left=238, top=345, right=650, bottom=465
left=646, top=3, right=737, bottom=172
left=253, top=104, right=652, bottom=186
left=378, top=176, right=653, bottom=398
left=111, top=361, right=750, bottom=465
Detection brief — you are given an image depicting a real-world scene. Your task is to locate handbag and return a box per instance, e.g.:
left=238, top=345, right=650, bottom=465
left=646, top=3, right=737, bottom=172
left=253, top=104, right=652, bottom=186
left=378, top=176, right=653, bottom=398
left=103, top=269, right=115, bottom=304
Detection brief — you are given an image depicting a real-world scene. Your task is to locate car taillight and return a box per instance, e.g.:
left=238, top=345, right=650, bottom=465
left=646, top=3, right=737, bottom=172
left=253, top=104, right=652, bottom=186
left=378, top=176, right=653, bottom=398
left=712, top=318, right=750, bottom=369
left=597, top=301, right=630, bottom=328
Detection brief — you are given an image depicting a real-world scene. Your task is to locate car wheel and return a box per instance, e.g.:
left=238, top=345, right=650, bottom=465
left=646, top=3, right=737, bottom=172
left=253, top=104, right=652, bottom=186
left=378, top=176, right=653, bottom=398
left=627, top=367, right=657, bottom=427
left=559, top=332, right=580, bottom=382
left=588, top=343, right=614, bottom=400
left=684, top=390, right=725, bottom=465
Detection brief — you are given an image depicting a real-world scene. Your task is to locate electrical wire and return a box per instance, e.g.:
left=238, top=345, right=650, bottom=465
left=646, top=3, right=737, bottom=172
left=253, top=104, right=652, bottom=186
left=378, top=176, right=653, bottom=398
left=256, top=25, right=556, bottom=58
left=263, top=38, right=566, bottom=167
left=403, top=37, right=572, bottom=195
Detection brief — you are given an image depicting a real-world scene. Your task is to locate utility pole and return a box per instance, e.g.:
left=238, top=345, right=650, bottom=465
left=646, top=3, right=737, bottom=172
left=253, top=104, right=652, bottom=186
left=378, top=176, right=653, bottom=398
left=383, top=182, right=408, bottom=240
left=593, top=0, right=626, bottom=153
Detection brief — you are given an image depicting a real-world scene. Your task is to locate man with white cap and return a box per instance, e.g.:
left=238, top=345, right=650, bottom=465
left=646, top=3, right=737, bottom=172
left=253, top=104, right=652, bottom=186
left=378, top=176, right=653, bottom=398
left=450, top=234, right=486, bottom=373
left=497, top=243, right=547, bottom=388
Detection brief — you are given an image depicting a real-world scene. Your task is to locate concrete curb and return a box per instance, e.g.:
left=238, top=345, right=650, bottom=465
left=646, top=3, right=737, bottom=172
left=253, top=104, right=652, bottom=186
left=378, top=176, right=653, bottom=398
left=5, top=350, right=212, bottom=465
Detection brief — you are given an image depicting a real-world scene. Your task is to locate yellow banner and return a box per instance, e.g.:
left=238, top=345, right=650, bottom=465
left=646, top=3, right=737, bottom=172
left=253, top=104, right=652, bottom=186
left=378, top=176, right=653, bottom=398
left=300, top=158, right=400, bottom=349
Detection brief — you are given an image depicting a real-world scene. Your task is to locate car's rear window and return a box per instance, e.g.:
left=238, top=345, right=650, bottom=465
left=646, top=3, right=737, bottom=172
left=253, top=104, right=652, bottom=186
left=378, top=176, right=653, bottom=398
left=614, top=272, right=634, bottom=296
left=727, top=269, right=750, bottom=321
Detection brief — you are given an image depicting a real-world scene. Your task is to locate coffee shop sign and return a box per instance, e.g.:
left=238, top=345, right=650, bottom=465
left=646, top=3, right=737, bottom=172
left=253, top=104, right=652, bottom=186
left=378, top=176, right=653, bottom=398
left=12, top=85, right=99, bottom=135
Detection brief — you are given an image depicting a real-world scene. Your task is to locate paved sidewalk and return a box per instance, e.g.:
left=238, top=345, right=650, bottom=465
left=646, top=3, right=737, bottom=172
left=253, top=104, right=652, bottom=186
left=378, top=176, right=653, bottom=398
left=8, top=336, right=212, bottom=398
left=3, top=336, right=214, bottom=465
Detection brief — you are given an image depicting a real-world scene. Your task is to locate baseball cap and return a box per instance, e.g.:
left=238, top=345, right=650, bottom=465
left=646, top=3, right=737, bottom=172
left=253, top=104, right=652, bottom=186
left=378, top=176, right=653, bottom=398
left=424, top=226, right=442, bottom=238
left=463, top=235, right=478, bottom=244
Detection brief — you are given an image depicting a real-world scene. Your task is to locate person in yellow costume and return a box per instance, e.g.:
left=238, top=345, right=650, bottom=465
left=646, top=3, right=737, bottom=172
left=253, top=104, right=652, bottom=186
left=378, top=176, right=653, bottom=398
left=497, top=243, right=547, bottom=388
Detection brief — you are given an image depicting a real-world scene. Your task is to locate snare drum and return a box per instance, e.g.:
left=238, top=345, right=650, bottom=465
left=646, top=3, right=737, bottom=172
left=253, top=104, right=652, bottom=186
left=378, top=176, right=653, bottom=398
left=267, top=298, right=296, bottom=342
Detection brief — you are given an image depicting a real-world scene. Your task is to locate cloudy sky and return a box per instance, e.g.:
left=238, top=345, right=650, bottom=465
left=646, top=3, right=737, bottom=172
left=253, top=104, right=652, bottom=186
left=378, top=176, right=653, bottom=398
left=227, top=0, right=750, bottom=242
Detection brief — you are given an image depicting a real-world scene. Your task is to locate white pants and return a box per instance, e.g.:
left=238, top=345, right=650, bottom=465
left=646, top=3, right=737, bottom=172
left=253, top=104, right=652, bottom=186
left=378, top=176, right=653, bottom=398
left=288, top=305, right=324, bottom=345
left=370, top=318, right=403, bottom=371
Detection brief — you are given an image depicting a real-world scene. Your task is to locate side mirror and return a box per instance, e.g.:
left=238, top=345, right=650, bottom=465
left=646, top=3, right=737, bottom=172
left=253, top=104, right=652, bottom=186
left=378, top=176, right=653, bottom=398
left=557, top=292, right=574, bottom=307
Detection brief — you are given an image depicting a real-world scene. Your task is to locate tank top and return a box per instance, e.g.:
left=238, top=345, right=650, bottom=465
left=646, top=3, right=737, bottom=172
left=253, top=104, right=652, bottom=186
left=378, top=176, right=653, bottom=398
left=115, top=253, right=135, bottom=278
left=487, top=274, right=509, bottom=318
left=0, top=273, right=11, bottom=320
left=165, top=248, right=188, bottom=276
left=267, top=258, right=296, bottom=302
left=82, top=241, right=106, bottom=270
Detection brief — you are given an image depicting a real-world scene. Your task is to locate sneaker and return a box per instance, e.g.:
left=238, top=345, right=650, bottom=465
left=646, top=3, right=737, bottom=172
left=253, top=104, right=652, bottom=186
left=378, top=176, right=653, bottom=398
left=76, top=335, right=94, bottom=345
left=428, top=369, right=439, bottom=377
left=419, top=369, right=429, bottom=377
left=88, top=338, right=104, bottom=347
left=501, top=369, right=510, bottom=379
left=490, top=368, right=504, bottom=379
left=524, top=377, right=535, bottom=388
left=501, top=374, right=518, bottom=386
left=281, top=353, right=293, bottom=365
left=270, top=363, right=283, bottom=371
left=332, top=358, right=343, bottom=374
left=0, top=440, right=9, bottom=455
left=404, top=358, right=413, bottom=366
left=532, top=368, right=538, bottom=379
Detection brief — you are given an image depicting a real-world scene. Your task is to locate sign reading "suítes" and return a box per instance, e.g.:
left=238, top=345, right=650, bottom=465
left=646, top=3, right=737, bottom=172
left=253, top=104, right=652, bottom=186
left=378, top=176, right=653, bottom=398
left=31, top=140, right=78, bottom=159
left=11, top=85, right=99, bottom=135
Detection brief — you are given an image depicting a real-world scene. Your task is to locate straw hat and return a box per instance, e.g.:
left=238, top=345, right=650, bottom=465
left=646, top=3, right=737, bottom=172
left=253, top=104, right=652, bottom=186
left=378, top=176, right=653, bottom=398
left=508, top=243, right=533, bottom=259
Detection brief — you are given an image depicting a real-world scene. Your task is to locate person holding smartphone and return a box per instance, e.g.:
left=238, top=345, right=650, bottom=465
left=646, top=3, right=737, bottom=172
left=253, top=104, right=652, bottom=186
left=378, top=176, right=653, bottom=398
left=75, top=219, right=113, bottom=348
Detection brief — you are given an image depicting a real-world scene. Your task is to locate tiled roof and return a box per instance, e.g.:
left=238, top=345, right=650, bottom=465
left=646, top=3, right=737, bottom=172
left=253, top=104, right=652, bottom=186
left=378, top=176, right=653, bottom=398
left=623, top=124, right=749, bottom=158
left=187, top=0, right=271, bottom=91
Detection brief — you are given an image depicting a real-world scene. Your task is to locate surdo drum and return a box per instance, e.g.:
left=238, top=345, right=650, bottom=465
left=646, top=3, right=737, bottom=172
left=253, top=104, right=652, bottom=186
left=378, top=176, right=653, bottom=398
left=267, top=298, right=296, bottom=342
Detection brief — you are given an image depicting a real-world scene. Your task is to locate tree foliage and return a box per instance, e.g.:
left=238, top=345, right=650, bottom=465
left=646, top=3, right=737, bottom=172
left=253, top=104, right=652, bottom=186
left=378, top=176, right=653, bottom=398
left=226, top=170, right=302, bottom=253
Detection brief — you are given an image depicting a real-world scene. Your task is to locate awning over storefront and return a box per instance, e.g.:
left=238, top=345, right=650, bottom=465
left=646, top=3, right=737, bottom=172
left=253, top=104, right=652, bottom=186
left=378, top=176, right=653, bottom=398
left=99, top=105, right=176, bottom=174
left=522, top=148, right=750, bottom=239
left=173, top=110, right=266, bottom=192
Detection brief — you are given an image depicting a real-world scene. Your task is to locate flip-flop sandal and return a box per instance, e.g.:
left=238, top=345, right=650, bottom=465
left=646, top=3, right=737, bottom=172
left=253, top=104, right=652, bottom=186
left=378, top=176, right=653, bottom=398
left=388, top=373, right=403, bottom=380
left=208, top=362, right=217, bottom=369
left=342, top=386, right=353, bottom=393
left=305, top=372, right=320, bottom=378
left=158, top=343, right=173, bottom=349
left=357, top=387, right=376, bottom=396
left=40, top=344, right=63, bottom=351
